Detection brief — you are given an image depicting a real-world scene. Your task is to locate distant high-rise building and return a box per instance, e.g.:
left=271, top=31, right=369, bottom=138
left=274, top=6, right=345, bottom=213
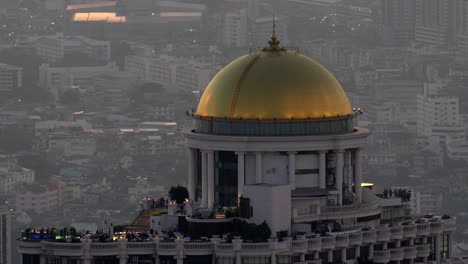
left=223, top=9, right=248, bottom=47
left=414, top=0, right=457, bottom=47
left=417, top=84, right=465, bottom=146
left=381, top=0, right=416, bottom=45
left=0, top=64, right=22, bottom=98
left=0, top=206, right=11, bottom=264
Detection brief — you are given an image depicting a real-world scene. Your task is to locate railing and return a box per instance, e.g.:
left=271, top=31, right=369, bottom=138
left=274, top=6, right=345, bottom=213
left=402, top=225, right=417, bottom=238
left=443, top=218, right=456, bottom=231
left=335, top=234, right=349, bottom=248
left=416, top=244, right=430, bottom=257
left=157, top=243, right=177, bottom=250
left=90, top=243, right=119, bottom=250
left=43, top=242, right=83, bottom=251
left=184, top=242, right=213, bottom=251
left=241, top=243, right=270, bottom=251
left=307, top=260, right=322, bottom=264
left=376, top=228, right=390, bottom=242
left=215, top=243, right=234, bottom=251
left=308, top=237, right=322, bottom=251
left=373, top=250, right=390, bottom=263
left=349, top=232, right=363, bottom=245
left=404, top=246, right=417, bottom=259
left=362, top=230, right=377, bottom=243
left=430, top=221, right=443, bottom=234
left=321, top=236, right=335, bottom=249
left=291, top=240, right=308, bottom=251
left=416, top=223, right=430, bottom=236
left=389, top=248, right=404, bottom=261
left=390, top=226, right=403, bottom=240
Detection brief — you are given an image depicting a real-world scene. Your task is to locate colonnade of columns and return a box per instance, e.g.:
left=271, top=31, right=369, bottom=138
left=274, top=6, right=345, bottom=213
left=187, top=148, right=363, bottom=209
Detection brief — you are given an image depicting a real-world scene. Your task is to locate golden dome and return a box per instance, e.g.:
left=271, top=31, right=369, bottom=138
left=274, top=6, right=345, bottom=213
left=196, top=47, right=352, bottom=120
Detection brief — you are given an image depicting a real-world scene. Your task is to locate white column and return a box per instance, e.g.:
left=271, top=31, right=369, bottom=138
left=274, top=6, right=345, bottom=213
left=255, top=152, right=263, bottom=184
left=207, top=150, right=215, bottom=209
left=187, top=148, right=196, bottom=200
left=319, top=150, right=327, bottom=189
left=201, top=151, right=208, bottom=207
left=354, top=148, right=363, bottom=203
left=236, top=151, right=245, bottom=198
left=288, top=152, right=296, bottom=190
left=335, top=149, right=344, bottom=205
left=435, top=234, right=441, bottom=263
left=345, top=150, right=353, bottom=192
left=341, top=248, right=346, bottom=263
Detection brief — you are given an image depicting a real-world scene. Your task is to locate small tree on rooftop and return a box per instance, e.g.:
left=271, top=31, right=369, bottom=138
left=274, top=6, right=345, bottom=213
left=168, top=185, right=189, bottom=204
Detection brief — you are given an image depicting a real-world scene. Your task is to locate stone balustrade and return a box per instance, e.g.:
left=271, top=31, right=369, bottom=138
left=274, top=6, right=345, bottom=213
left=404, top=246, right=417, bottom=259
left=376, top=227, right=390, bottom=242
left=373, top=249, right=391, bottom=263
left=402, top=224, right=417, bottom=238
left=430, top=221, right=443, bottom=235
left=416, top=244, right=431, bottom=257
left=389, top=248, right=404, bottom=261
left=335, top=234, right=349, bottom=248
left=362, top=230, right=376, bottom=244
left=416, top=223, right=430, bottom=236
left=390, top=226, right=403, bottom=240
left=348, top=232, right=362, bottom=246
left=321, top=236, right=336, bottom=250
left=443, top=218, right=456, bottom=231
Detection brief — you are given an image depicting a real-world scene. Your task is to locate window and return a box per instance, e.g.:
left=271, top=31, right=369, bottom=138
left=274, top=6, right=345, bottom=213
left=242, top=256, right=271, bottom=264
left=216, top=257, right=234, bottom=264
left=277, top=255, right=291, bottom=264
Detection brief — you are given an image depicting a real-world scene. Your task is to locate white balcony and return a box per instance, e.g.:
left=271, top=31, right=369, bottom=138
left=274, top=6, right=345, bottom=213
left=416, top=223, right=430, bottom=236
left=335, top=234, right=349, bottom=248
left=404, top=246, right=417, bottom=259
left=416, top=244, right=430, bottom=257
left=307, top=237, right=322, bottom=251
left=373, top=250, right=391, bottom=263
left=127, top=242, right=155, bottom=255
left=348, top=232, right=363, bottom=246
left=184, top=242, right=213, bottom=255
left=389, top=248, right=404, bottom=261
left=241, top=243, right=271, bottom=255
left=293, top=200, right=380, bottom=223
left=376, top=228, right=390, bottom=242
left=291, top=240, right=308, bottom=253
left=17, top=241, right=43, bottom=255
left=442, top=218, right=456, bottom=232
left=430, top=221, right=443, bottom=235
left=306, top=260, right=322, bottom=264
left=321, top=236, right=335, bottom=250
left=90, top=243, right=120, bottom=256
left=362, top=230, right=376, bottom=244
left=42, top=242, right=84, bottom=257
left=156, top=242, right=177, bottom=255
left=389, top=226, right=403, bottom=240
left=215, top=243, right=234, bottom=252
left=402, top=224, right=417, bottom=238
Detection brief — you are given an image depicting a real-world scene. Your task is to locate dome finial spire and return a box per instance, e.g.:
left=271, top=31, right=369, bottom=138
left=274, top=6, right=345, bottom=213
left=264, top=14, right=285, bottom=52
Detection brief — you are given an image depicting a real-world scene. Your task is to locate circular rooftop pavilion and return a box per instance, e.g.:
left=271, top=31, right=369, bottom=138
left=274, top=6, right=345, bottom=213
left=193, top=36, right=358, bottom=136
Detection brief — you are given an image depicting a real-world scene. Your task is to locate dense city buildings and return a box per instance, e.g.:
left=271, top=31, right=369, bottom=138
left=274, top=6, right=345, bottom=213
left=2, top=0, right=468, bottom=263
left=0, top=206, right=12, bottom=264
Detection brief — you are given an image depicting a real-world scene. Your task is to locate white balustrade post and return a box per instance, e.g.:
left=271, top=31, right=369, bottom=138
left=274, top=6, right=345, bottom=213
left=201, top=151, right=208, bottom=207
left=354, top=148, right=363, bottom=203
left=335, top=149, right=344, bottom=205
left=187, top=148, right=196, bottom=200
left=207, top=150, right=215, bottom=209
